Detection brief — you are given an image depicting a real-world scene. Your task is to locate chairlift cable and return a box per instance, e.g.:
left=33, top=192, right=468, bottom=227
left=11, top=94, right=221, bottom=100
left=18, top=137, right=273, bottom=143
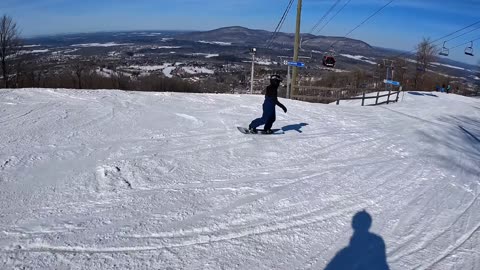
left=266, top=0, right=294, bottom=48
left=324, top=0, right=395, bottom=52
left=448, top=36, right=480, bottom=50
left=393, top=20, right=480, bottom=59
left=430, top=21, right=480, bottom=45
left=309, top=0, right=342, bottom=34
left=343, top=0, right=394, bottom=39
left=315, top=0, right=353, bottom=35
left=445, top=25, right=480, bottom=43
left=266, top=0, right=295, bottom=49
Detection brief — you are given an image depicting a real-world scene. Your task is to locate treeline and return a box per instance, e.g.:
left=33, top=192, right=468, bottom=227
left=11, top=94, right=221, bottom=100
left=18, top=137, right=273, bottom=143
left=13, top=69, right=199, bottom=93
left=9, top=62, right=254, bottom=94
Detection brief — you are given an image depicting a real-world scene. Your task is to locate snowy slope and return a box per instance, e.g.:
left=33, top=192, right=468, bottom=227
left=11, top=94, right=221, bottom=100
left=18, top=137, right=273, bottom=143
left=0, top=89, right=479, bottom=269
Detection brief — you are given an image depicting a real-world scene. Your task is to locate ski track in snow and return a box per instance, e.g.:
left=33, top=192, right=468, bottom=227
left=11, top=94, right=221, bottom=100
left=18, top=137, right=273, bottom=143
left=0, top=88, right=479, bottom=269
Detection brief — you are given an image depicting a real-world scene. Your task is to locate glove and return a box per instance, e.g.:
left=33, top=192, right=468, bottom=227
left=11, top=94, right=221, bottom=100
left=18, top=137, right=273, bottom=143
left=282, top=106, right=287, bottom=113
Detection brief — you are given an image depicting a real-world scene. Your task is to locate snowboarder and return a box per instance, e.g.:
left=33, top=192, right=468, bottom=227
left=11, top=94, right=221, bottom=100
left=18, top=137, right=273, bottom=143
left=446, top=84, right=451, bottom=94
left=248, top=74, right=287, bottom=134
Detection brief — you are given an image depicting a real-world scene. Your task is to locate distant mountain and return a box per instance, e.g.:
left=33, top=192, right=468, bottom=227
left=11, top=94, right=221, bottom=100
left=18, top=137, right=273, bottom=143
left=175, top=26, right=374, bottom=53
left=176, top=26, right=271, bottom=45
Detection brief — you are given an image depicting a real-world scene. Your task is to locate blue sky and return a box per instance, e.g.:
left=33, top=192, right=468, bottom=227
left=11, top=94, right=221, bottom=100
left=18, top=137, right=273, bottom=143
left=1, top=0, right=479, bottom=65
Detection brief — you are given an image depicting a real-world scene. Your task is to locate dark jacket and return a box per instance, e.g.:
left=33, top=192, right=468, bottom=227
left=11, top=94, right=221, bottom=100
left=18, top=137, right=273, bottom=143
left=265, top=85, right=287, bottom=112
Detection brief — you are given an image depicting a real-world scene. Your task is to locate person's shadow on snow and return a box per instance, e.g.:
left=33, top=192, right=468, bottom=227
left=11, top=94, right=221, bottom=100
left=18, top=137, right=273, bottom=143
left=324, top=210, right=390, bottom=270
left=282, top=123, right=309, bottom=133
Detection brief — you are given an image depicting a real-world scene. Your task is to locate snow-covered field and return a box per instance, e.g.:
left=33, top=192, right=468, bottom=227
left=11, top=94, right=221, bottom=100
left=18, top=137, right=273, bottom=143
left=0, top=89, right=479, bottom=269
left=128, top=64, right=173, bottom=72
left=162, top=67, right=176, bottom=78
left=340, top=54, right=377, bottom=65
left=95, top=68, right=117, bottom=78
left=431, top=62, right=466, bottom=71
left=243, top=58, right=278, bottom=66
left=188, top=53, right=219, bottom=58
left=71, top=42, right=132, bottom=47
left=127, top=64, right=176, bottom=77
left=181, top=66, right=215, bottom=75
left=198, top=40, right=232, bottom=46
left=152, top=46, right=182, bottom=49
left=126, top=64, right=214, bottom=78
left=17, top=49, right=50, bottom=55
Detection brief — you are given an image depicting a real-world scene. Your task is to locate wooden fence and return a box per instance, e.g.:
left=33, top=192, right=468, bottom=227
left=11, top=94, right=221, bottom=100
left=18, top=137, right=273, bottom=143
left=291, top=85, right=401, bottom=106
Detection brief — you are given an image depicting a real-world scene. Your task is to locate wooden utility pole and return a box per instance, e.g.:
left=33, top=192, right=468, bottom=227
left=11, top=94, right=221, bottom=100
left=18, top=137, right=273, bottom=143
left=291, top=0, right=303, bottom=97
left=250, top=48, right=256, bottom=94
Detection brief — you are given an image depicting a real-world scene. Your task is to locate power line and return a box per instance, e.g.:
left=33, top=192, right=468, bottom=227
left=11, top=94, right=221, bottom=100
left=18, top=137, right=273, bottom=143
left=392, top=20, right=480, bottom=59
left=326, top=0, right=395, bottom=51
left=273, top=0, right=295, bottom=34
left=445, top=25, right=480, bottom=43
left=309, top=0, right=341, bottom=34
left=430, top=20, right=480, bottom=45
left=449, top=36, right=480, bottom=50
left=343, top=0, right=394, bottom=39
left=315, top=0, right=353, bottom=35
left=266, top=0, right=295, bottom=49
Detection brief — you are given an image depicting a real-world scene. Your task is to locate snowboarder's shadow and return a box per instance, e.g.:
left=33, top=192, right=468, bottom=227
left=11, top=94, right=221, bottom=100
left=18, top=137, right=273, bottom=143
left=282, top=123, right=309, bottom=133
left=324, top=210, right=390, bottom=270
left=408, top=91, right=438, bottom=97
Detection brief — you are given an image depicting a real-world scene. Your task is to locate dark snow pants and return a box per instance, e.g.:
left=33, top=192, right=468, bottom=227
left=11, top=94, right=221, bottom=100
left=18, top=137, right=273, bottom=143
left=250, top=97, right=276, bottom=130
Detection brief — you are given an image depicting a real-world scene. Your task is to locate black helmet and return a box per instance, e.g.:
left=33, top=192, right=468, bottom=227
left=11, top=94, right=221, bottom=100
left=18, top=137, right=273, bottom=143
left=270, top=74, right=283, bottom=81
left=270, top=74, right=283, bottom=83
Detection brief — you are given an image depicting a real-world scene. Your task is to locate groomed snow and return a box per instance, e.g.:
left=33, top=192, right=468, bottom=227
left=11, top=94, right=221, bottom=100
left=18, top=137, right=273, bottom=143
left=0, top=89, right=479, bottom=269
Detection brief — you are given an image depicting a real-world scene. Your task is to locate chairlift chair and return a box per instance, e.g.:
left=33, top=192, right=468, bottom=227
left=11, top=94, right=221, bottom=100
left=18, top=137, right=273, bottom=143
left=465, top=41, right=474, bottom=56
left=323, top=55, right=336, bottom=67
left=439, top=41, right=449, bottom=56
left=322, top=46, right=336, bottom=68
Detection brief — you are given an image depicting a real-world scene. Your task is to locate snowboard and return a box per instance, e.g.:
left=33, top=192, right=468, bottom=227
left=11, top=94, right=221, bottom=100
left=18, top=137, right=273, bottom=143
left=237, top=127, right=284, bottom=135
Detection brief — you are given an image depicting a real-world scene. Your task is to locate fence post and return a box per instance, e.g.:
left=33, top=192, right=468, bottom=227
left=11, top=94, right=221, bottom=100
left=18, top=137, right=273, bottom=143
left=396, top=90, right=400, bottom=102
left=387, top=89, right=391, bottom=104
left=375, top=91, right=380, bottom=105
left=362, top=91, right=366, bottom=106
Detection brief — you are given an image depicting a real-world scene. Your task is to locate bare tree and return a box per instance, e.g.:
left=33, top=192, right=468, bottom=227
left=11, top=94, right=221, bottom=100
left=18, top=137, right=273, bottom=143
left=73, top=63, right=85, bottom=89
left=0, top=15, right=21, bottom=88
left=72, top=61, right=94, bottom=89
left=415, top=38, right=437, bottom=90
